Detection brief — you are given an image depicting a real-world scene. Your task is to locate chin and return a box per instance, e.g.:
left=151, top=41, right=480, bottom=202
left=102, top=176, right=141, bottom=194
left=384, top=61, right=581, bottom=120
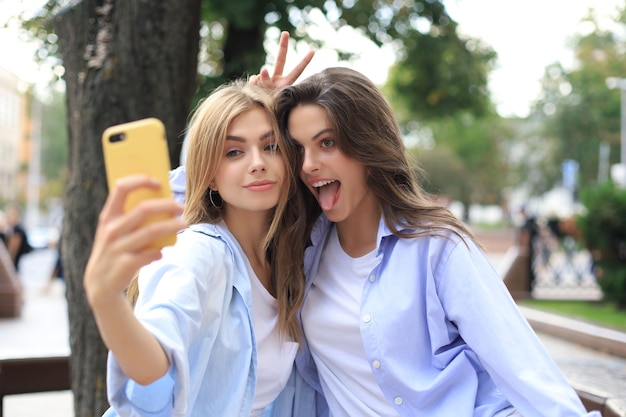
left=321, top=209, right=346, bottom=223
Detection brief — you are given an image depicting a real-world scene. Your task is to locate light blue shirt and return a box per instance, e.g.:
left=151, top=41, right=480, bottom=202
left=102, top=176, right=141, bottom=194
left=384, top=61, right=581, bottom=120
left=297, top=215, right=600, bottom=417
left=103, top=222, right=317, bottom=417
left=170, top=165, right=187, bottom=206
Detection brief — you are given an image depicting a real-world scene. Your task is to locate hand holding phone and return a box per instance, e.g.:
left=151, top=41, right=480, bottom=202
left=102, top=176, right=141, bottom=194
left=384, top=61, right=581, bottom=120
left=102, top=118, right=177, bottom=249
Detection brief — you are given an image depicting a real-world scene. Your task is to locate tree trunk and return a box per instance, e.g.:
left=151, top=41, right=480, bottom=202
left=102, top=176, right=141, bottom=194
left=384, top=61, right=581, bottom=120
left=54, top=1, right=200, bottom=415
left=222, top=25, right=265, bottom=81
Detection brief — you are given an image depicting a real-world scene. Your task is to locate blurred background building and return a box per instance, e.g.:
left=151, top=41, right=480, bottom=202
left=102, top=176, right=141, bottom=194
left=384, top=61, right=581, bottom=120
left=0, top=66, right=49, bottom=234
left=0, top=67, right=27, bottom=203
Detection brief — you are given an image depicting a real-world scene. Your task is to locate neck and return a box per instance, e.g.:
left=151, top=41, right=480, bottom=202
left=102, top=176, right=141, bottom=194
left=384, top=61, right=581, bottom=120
left=223, top=210, right=273, bottom=290
left=336, top=197, right=381, bottom=258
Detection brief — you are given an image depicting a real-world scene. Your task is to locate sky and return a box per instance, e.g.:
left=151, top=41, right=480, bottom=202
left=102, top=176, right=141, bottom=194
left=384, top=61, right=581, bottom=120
left=444, top=0, right=624, bottom=117
left=1, top=0, right=624, bottom=117
left=0, top=2, right=41, bottom=73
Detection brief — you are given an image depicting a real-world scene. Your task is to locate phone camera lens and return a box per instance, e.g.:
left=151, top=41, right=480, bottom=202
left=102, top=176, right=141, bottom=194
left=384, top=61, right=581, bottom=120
left=110, top=133, right=126, bottom=143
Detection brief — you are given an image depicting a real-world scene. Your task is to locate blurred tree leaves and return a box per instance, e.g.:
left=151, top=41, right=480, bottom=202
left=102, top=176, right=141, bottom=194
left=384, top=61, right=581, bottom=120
left=387, top=29, right=496, bottom=120
left=409, top=113, right=510, bottom=220
left=40, top=87, right=67, bottom=203
left=11, top=0, right=505, bottom=211
left=14, top=1, right=492, bottom=110
left=533, top=7, right=626, bottom=188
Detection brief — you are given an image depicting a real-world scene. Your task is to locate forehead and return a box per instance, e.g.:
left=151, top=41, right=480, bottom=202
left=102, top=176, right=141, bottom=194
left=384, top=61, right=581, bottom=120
left=287, top=104, right=332, bottom=139
left=228, top=107, right=273, bottom=135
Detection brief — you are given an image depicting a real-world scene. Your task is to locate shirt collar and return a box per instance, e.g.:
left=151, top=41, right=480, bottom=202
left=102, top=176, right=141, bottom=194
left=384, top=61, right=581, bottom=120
left=310, top=213, right=397, bottom=254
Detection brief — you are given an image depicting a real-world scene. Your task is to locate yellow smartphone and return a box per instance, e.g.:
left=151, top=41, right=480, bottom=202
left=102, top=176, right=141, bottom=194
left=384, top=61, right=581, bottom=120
left=101, top=117, right=177, bottom=249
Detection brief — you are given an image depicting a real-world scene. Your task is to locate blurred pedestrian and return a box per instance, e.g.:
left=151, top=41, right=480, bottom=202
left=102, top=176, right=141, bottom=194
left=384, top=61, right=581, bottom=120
left=0, top=209, right=6, bottom=241
left=518, top=205, right=539, bottom=291
left=0, top=202, right=32, bottom=272
left=42, top=238, right=64, bottom=294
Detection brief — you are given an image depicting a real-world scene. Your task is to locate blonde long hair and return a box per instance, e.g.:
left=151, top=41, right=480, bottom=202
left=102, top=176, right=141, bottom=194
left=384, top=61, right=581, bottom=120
left=128, top=80, right=306, bottom=342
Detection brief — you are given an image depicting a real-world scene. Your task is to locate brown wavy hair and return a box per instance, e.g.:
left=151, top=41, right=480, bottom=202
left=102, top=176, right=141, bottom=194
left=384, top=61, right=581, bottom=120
left=275, top=67, right=476, bottom=245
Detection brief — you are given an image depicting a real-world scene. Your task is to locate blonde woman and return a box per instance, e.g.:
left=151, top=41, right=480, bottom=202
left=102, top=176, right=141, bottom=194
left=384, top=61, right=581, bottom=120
left=84, top=80, right=314, bottom=416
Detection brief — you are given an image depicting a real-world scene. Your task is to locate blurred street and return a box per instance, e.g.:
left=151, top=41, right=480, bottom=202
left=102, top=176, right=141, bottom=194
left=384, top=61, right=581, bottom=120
left=1, top=248, right=68, bottom=359
left=0, top=248, right=72, bottom=416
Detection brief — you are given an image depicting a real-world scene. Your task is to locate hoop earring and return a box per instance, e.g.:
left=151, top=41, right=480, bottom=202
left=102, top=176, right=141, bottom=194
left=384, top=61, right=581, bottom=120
left=209, top=190, right=223, bottom=209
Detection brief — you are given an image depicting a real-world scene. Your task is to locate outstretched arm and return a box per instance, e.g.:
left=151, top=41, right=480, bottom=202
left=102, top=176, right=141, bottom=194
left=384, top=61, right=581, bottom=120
left=84, top=175, right=185, bottom=385
left=249, top=31, right=315, bottom=90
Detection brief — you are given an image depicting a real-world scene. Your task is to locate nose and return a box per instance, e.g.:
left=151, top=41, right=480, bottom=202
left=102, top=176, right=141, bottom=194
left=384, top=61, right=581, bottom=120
left=250, top=149, right=267, bottom=174
left=300, top=149, right=318, bottom=174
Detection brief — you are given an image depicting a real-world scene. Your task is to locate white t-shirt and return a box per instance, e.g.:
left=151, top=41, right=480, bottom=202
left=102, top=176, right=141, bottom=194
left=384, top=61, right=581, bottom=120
left=302, top=226, right=400, bottom=417
left=248, top=261, right=299, bottom=417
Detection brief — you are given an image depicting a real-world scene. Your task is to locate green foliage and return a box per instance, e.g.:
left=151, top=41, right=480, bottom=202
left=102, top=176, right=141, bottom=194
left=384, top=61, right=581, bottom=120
left=577, top=182, right=626, bottom=308
left=41, top=88, right=68, bottom=193
left=195, top=0, right=487, bottom=109
left=379, top=7, right=501, bottom=212
left=505, top=115, right=562, bottom=195
left=15, top=1, right=490, bottom=113
left=16, top=0, right=500, bottom=204
left=407, top=112, right=510, bottom=218
left=272, top=0, right=457, bottom=49
left=533, top=8, right=626, bottom=187
left=387, top=32, right=496, bottom=120
left=414, top=145, right=467, bottom=198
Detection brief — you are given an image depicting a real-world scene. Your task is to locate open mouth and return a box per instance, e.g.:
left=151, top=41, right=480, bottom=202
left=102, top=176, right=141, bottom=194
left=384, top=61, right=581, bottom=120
left=312, top=179, right=340, bottom=211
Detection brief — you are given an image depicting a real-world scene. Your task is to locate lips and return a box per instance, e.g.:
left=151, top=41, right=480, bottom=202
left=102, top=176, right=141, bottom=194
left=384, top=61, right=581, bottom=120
left=244, top=180, right=276, bottom=192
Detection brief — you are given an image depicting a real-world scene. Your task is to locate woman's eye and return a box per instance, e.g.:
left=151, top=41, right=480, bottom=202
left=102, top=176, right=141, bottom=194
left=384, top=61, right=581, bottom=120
left=321, top=139, right=334, bottom=148
left=265, top=143, right=280, bottom=152
left=295, top=144, right=304, bottom=153
left=226, top=149, right=241, bottom=158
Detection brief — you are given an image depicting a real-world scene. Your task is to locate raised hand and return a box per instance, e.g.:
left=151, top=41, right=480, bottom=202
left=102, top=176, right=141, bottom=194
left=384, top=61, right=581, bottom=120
left=83, top=175, right=184, bottom=384
left=84, top=175, right=185, bottom=303
left=249, top=31, right=315, bottom=90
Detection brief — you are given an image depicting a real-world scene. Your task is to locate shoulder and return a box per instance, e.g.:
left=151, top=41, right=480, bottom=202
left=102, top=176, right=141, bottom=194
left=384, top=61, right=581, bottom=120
left=160, top=224, right=233, bottom=271
left=418, top=230, right=498, bottom=292
left=390, top=228, right=483, bottom=273
left=391, top=225, right=470, bottom=252
left=137, top=224, right=235, bottom=301
left=427, top=230, right=483, bottom=263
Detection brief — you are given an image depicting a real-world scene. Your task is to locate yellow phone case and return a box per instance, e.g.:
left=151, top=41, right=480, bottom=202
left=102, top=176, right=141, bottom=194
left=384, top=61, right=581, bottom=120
left=101, top=118, right=176, bottom=249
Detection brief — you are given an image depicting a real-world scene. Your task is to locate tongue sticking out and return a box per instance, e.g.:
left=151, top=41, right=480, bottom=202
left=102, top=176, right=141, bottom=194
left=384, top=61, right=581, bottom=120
left=317, top=181, right=340, bottom=211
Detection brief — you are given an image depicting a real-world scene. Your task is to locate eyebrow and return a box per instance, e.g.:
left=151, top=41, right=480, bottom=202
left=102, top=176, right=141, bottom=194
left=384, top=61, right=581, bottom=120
left=291, top=128, right=334, bottom=143
left=312, top=128, right=334, bottom=141
left=226, top=130, right=275, bottom=143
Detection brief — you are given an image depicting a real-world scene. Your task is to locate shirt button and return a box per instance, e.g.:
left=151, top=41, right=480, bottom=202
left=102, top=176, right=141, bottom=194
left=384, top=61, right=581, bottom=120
left=368, top=274, right=376, bottom=282
left=363, top=314, right=372, bottom=323
left=394, top=397, right=403, bottom=405
left=372, top=360, right=381, bottom=369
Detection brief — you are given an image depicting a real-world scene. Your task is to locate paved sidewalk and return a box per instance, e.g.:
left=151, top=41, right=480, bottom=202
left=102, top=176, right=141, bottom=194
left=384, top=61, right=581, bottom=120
left=523, top=308, right=626, bottom=416
left=0, top=248, right=73, bottom=416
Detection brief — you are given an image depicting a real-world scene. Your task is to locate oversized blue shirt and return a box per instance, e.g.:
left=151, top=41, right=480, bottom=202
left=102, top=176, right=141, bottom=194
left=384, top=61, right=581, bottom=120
left=104, top=222, right=317, bottom=417
left=296, top=215, right=600, bottom=417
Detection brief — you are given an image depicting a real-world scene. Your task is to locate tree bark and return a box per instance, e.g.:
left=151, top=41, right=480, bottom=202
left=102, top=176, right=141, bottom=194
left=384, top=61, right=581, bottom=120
left=222, top=25, right=265, bottom=81
left=54, top=0, right=200, bottom=414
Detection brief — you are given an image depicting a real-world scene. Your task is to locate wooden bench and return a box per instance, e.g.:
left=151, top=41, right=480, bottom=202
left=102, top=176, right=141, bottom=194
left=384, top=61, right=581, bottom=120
left=0, top=356, right=71, bottom=416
